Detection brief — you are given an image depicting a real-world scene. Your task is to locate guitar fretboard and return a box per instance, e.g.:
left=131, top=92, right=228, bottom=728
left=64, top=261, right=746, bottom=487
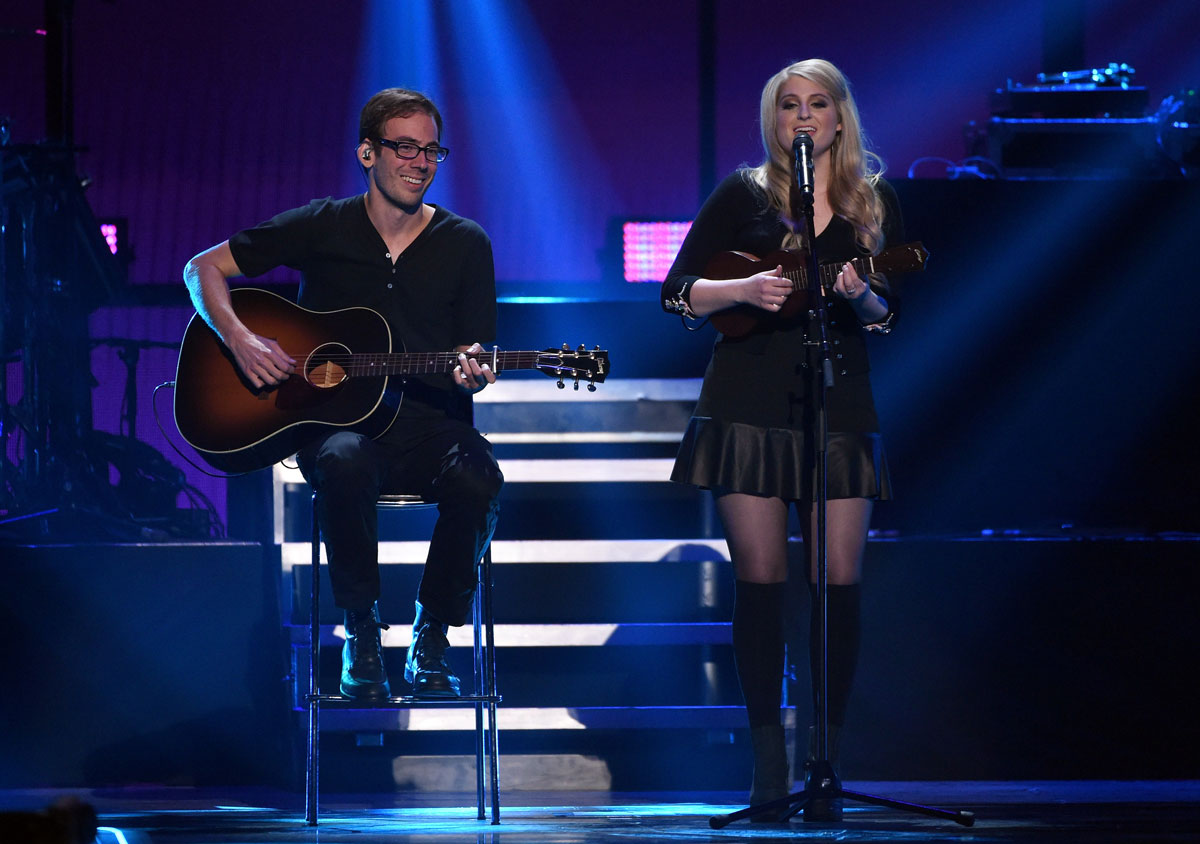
left=306, top=351, right=566, bottom=378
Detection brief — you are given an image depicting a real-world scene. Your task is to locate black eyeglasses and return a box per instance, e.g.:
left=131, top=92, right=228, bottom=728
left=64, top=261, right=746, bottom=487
left=374, top=138, right=449, bottom=163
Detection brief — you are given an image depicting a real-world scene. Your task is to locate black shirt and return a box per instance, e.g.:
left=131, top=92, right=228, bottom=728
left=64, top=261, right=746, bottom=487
left=229, top=195, right=496, bottom=421
left=661, top=171, right=904, bottom=431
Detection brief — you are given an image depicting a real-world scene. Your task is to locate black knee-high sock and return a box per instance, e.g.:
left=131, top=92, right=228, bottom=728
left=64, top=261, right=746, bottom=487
left=808, top=582, right=861, bottom=727
left=732, top=580, right=786, bottom=728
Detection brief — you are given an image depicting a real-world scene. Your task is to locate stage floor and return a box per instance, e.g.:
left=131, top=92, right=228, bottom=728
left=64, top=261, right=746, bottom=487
left=3, top=781, right=1199, bottom=843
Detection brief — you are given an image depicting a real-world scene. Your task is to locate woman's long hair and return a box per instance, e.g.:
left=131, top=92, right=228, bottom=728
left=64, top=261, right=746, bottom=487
left=746, top=59, right=886, bottom=255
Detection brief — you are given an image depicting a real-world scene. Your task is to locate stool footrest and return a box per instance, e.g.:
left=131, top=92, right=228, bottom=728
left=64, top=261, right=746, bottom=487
left=309, top=693, right=502, bottom=705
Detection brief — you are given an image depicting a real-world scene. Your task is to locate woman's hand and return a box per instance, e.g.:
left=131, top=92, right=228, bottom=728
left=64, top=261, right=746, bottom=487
left=742, top=265, right=793, bottom=311
left=833, top=263, right=889, bottom=323
left=685, top=265, right=793, bottom=317
left=832, top=263, right=868, bottom=301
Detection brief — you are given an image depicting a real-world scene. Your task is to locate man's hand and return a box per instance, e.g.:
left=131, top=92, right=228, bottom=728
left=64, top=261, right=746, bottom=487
left=227, top=328, right=295, bottom=389
left=184, top=240, right=295, bottom=388
left=453, top=343, right=497, bottom=393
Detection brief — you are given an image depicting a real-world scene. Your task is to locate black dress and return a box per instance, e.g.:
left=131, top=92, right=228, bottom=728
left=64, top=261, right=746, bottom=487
left=661, top=171, right=903, bottom=502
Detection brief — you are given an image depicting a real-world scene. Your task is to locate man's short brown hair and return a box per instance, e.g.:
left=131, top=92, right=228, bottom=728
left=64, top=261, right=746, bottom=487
left=358, top=88, right=443, bottom=143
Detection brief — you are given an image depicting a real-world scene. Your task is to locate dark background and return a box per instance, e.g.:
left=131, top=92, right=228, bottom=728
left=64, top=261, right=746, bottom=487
left=4, top=0, right=1199, bottom=286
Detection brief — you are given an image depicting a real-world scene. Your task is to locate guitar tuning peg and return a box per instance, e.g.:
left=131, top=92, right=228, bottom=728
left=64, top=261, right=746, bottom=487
left=573, top=379, right=580, bottom=391
left=577, top=344, right=585, bottom=353
left=557, top=378, right=565, bottom=389
left=593, top=345, right=599, bottom=351
left=587, top=382, right=597, bottom=392
left=561, top=342, right=569, bottom=351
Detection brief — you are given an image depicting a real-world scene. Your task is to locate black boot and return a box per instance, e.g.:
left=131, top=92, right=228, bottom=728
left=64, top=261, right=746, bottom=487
left=748, top=724, right=791, bottom=822
left=803, top=724, right=843, bottom=821
left=340, top=603, right=390, bottom=700
left=404, top=602, right=462, bottom=698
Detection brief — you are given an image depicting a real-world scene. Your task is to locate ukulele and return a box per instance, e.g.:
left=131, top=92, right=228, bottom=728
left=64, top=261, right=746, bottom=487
left=705, top=242, right=928, bottom=337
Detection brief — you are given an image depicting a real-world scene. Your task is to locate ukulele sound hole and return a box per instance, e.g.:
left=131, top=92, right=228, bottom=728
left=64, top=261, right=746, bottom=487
left=305, top=343, right=349, bottom=389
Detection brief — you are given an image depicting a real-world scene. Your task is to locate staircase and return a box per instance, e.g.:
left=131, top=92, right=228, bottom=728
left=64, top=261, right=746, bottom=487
left=274, top=377, right=790, bottom=792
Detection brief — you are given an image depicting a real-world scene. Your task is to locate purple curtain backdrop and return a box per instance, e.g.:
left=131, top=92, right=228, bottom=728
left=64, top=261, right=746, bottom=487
left=7, top=0, right=1198, bottom=285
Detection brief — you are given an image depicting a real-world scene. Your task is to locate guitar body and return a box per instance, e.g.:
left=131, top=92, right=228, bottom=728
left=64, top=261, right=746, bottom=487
left=174, top=288, right=398, bottom=473
left=706, top=250, right=810, bottom=337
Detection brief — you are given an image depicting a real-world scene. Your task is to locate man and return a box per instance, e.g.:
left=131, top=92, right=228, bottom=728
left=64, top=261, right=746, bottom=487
left=184, top=88, right=503, bottom=699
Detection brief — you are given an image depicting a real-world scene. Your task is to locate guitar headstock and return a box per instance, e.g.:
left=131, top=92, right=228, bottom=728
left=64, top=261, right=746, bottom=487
left=537, top=345, right=610, bottom=391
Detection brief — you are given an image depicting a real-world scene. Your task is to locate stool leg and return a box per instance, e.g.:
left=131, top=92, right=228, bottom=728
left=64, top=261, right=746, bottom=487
left=305, top=494, right=321, bottom=826
left=473, top=560, right=485, bottom=820
left=484, top=547, right=500, bottom=823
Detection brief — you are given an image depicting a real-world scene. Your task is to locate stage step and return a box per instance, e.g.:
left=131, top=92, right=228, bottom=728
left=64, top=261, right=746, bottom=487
left=306, top=705, right=793, bottom=732
left=8, top=538, right=1197, bottom=788
left=288, top=555, right=748, bottom=710
left=294, top=621, right=732, bottom=648
left=275, top=377, right=778, bottom=790
left=280, top=538, right=729, bottom=568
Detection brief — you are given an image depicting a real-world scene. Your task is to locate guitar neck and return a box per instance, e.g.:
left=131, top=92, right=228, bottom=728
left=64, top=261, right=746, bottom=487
left=339, top=350, right=545, bottom=378
left=304, top=344, right=608, bottom=389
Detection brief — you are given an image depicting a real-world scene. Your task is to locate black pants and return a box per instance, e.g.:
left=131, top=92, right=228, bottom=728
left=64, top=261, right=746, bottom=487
left=296, top=415, right=503, bottom=626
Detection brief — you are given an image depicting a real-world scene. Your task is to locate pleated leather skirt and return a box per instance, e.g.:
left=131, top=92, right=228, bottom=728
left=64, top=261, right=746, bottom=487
left=670, top=417, right=892, bottom=502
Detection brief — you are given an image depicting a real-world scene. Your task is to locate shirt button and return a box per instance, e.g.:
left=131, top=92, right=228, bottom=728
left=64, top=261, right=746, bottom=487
left=385, top=253, right=391, bottom=258
left=836, top=353, right=843, bottom=359
left=387, top=283, right=394, bottom=289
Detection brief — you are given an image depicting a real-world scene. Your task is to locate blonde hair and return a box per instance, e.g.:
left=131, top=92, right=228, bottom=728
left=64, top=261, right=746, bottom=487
left=747, top=59, right=886, bottom=255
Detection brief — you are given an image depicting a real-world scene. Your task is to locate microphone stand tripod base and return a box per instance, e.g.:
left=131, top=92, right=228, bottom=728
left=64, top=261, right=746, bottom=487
left=708, top=762, right=977, bottom=829
left=801, top=759, right=843, bottom=822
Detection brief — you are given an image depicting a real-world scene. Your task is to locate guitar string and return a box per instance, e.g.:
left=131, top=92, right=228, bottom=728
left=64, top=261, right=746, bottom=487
left=270, top=351, right=602, bottom=377
left=295, top=353, right=577, bottom=366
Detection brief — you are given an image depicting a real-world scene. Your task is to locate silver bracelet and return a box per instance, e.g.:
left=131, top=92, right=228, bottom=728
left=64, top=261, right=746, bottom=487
left=664, top=278, right=698, bottom=319
left=864, top=310, right=897, bottom=334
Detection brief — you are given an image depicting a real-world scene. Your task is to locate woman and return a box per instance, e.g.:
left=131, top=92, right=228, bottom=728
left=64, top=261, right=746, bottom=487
left=661, top=59, right=903, bottom=817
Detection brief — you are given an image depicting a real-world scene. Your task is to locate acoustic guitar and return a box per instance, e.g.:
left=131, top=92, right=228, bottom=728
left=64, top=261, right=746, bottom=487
left=705, top=241, right=928, bottom=337
left=174, top=288, right=610, bottom=473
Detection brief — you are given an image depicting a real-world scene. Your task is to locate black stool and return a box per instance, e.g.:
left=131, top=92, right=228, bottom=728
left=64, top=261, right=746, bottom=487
left=305, top=493, right=500, bottom=825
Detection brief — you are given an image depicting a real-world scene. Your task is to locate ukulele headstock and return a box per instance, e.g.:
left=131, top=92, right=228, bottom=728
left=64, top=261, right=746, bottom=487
left=879, top=242, right=930, bottom=273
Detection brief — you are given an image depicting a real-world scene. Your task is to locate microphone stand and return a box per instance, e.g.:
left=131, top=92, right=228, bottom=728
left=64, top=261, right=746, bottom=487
left=710, top=137, right=974, bottom=829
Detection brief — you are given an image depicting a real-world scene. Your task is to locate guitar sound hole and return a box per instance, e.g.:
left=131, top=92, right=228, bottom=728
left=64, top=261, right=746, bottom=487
left=305, top=343, right=349, bottom=389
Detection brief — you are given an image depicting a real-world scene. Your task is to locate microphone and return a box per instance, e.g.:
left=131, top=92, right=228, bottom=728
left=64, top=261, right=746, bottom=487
left=793, top=132, right=814, bottom=195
